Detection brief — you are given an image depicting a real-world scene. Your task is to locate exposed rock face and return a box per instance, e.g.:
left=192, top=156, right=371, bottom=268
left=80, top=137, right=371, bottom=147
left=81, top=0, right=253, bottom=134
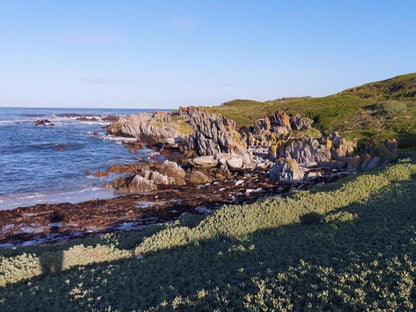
left=106, top=111, right=184, bottom=146
left=290, top=114, right=311, bottom=131
left=327, top=132, right=356, bottom=160
left=243, top=111, right=312, bottom=147
left=272, top=136, right=331, bottom=166
left=106, top=106, right=253, bottom=167
left=269, top=158, right=304, bottom=182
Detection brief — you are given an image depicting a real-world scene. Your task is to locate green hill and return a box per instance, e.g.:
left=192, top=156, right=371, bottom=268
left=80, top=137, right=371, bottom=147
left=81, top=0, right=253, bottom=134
left=1, top=155, right=416, bottom=311
left=207, top=73, right=416, bottom=148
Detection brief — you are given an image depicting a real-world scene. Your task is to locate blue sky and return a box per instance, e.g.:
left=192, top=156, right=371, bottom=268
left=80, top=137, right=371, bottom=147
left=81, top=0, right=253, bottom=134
left=1, top=1, right=415, bottom=109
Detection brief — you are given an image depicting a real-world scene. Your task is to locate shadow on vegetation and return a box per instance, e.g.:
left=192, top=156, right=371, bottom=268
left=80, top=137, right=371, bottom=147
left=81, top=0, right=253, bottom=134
left=1, top=174, right=416, bottom=311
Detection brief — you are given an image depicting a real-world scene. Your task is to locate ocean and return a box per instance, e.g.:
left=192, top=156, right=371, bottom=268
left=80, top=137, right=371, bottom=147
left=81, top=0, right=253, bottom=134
left=0, top=107, right=160, bottom=210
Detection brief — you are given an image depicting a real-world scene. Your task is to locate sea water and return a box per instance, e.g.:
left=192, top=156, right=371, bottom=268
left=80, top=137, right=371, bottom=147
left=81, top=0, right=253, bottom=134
left=0, top=107, right=162, bottom=210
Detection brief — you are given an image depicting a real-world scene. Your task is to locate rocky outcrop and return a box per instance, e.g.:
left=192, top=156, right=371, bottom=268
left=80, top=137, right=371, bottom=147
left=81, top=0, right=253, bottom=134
left=106, top=111, right=185, bottom=146
left=290, top=114, right=311, bottom=131
left=327, top=132, right=356, bottom=160
left=269, top=158, right=304, bottom=182
left=242, top=111, right=312, bottom=147
left=270, top=135, right=331, bottom=166
left=107, top=106, right=253, bottom=168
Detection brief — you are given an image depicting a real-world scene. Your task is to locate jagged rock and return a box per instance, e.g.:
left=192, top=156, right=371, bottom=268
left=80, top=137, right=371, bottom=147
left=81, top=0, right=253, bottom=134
left=106, top=107, right=252, bottom=164
left=327, top=132, right=356, bottom=160
left=188, top=171, right=212, bottom=184
left=269, top=158, right=304, bottom=182
left=106, top=111, right=185, bottom=146
left=365, top=138, right=399, bottom=159
left=129, top=175, right=157, bottom=192
left=274, top=136, right=331, bottom=165
left=290, top=114, right=311, bottom=131
left=192, top=156, right=218, bottom=168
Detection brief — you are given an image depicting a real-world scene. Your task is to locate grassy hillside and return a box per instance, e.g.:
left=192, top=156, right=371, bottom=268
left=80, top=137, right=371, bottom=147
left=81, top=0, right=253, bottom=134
left=1, top=155, right=416, bottom=311
left=207, top=73, right=416, bottom=147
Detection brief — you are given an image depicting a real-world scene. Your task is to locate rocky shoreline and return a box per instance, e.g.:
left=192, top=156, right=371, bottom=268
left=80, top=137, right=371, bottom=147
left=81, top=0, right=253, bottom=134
left=0, top=107, right=398, bottom=247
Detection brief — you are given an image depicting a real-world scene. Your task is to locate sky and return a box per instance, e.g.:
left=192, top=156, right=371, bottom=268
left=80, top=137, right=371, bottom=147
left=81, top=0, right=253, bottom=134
left=0, top=1, right=415, bottom=109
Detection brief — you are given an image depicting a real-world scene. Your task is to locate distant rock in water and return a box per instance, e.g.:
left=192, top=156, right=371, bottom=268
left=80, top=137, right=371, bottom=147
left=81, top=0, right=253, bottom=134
left=34, top=119, right=54, bottom=126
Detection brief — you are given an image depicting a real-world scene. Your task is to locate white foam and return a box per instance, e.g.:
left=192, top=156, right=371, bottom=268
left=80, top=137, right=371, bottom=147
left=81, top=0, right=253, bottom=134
left=0, top=188, right=116, bottom=211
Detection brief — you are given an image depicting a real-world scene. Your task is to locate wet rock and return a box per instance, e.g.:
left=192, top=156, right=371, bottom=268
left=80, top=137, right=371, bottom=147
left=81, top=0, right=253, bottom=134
left=102, top=115, right=120, bottom=122
left=77, top=116, right=98, bottom=122
left=35, top=119, right=54, bottom=126
left=94, top=171, right=109, bottom=177
left=269, top=158, right=304, bottom=182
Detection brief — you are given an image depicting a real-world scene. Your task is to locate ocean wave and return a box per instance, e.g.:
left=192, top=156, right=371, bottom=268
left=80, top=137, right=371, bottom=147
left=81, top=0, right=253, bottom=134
left=104, top=135, right=139, bottom=144
left=0, top=187, right=115, bottom=211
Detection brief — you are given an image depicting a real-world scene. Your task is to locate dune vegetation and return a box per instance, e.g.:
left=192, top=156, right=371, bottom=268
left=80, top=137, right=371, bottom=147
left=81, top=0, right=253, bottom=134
left=1, top=154, right=416, bottom=311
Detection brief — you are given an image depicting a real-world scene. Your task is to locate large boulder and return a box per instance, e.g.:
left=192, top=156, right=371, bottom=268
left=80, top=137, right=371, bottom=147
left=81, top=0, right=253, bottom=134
left=269, top=158, right=304, bottom=182
left=327, top=132, right=356, bottom=160
left=191, top=156, right=218, bottom=168
left=158, top=160, right=186, bottom=179
left=129, top=175, right=157, bottom=192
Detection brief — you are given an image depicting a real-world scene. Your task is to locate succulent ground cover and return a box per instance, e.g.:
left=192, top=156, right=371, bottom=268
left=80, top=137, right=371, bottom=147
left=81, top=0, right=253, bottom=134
left=1, top=154, right=416, bottom=311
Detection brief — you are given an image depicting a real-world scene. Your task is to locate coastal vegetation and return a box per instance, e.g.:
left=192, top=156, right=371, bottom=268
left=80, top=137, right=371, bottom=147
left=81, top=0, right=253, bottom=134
left=1, top=155, right=416, bottom=310
left=1, top=73, right=416, bottom=310
left=207, top=73, right=416, bottom=148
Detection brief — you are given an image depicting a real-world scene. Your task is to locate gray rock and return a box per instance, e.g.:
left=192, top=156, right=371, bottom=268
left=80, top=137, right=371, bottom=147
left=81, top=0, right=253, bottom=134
left=159, top=160, right=186, bottom=179
left=129, top=175, right=157, bottom=192
left=192, top=156, right=218, bottom=168
left=269, top=158, right=305, bottom=182
left=188, top=171, right=212, bottom=184
left=227, top=156, right=243, bottom=169
left=276, top=136, right=331, bottom=165
left=195, top=206, right=212, bottom=215
left=365, top=156, right=380, bottom=170
left=290, top=114, right=311, bottom=131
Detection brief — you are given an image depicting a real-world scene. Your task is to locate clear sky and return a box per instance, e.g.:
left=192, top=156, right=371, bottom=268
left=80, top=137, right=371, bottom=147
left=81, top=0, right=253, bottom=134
left=1, top=1, right=415, bottom=109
